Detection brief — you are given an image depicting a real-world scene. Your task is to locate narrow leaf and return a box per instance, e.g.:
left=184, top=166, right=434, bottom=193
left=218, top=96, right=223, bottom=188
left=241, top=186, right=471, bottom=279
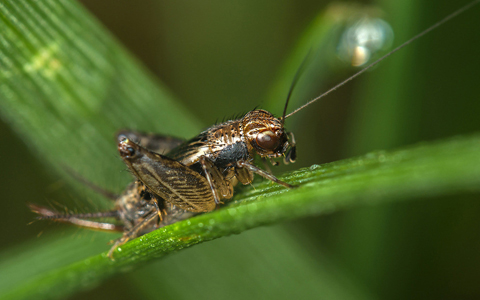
left=2, top=134, right=480, bottom=299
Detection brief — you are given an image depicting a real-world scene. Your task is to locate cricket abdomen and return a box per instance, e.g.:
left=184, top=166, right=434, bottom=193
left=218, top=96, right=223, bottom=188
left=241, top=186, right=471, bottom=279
left=115, top=181, right=156, bottom=230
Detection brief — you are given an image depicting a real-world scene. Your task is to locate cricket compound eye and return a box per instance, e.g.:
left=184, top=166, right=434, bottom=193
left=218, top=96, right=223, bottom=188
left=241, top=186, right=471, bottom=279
left=117, top=134, right=128, bottom=143
left=256, top=131, right=280, bottom=150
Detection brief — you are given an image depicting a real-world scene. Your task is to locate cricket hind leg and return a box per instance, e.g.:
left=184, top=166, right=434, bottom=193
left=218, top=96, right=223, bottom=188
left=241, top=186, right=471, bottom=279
left=107, top=207, right=159, bottom=259
left=28, top=203, right=124, bottom=232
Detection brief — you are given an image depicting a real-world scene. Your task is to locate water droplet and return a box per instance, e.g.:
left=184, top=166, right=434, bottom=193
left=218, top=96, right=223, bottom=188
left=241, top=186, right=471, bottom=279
left=337, top=17, right=394, bottom=67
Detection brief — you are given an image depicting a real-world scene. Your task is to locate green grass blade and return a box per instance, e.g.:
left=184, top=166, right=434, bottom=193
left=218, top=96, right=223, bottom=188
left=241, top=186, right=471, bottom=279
left=2, top=134, right=480, bottom=299
left=0, top=0, right=201, bottom=193
left=130, top=226, right=374, bottom=300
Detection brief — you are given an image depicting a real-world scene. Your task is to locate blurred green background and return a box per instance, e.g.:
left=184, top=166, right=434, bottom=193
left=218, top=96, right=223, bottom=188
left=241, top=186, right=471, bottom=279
left=1, top=0, right=480, bottom=299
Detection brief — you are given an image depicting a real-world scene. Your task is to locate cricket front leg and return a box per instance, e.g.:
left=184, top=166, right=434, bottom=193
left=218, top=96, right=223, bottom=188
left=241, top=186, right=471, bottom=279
left=237, top=161, right=297, bottom=188
left=199, top=156, right=234, bottom=204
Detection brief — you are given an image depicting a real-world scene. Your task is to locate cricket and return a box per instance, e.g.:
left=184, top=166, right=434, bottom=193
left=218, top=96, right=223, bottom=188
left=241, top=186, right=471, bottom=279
left=29, top=1, right=479, bottom=259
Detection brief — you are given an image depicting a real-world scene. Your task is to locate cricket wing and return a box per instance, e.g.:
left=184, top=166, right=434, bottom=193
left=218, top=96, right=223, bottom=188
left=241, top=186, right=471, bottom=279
left=118, top=138, right=216, bottom=212
left=138, top=155, right=216, bottom=212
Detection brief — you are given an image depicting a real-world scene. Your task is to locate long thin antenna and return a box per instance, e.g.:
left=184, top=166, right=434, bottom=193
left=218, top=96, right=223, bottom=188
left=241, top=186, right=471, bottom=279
left=281, top=48, right=312, bottom=124
left=285, top=0, right=479, bottom=119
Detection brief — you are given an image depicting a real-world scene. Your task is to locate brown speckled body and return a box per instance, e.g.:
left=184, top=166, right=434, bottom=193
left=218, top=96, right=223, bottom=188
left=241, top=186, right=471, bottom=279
left=31, top=109, right=296, bottom=259
left=164, top=110, right=295, bottom=202
left=118, top=109, right=296, bottom=213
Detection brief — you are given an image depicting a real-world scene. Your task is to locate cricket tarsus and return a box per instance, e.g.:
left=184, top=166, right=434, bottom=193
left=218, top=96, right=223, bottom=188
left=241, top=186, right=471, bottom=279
left=285, top=0, right=480, bottom=118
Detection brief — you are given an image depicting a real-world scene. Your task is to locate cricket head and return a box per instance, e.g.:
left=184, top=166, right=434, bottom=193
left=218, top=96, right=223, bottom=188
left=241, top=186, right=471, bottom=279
left=241, top=109, right=296, bottom=164
left=117, top=135, right=154, bottom=174
left=117, top=135, right=141, bottom=160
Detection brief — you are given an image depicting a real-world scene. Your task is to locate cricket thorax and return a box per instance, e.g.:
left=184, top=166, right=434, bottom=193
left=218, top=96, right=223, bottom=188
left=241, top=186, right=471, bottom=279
left=169, top=109, right=294, bottom=169
left=169, top=119, right=249, bottom=168
left=205, top=120, right=249, bottom=168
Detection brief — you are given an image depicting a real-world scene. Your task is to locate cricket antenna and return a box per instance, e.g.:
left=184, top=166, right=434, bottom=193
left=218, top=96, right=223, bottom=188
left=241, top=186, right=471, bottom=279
left=281, top=49, right=312, bottom=125
left=285, top=0, right=479, bottom=119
